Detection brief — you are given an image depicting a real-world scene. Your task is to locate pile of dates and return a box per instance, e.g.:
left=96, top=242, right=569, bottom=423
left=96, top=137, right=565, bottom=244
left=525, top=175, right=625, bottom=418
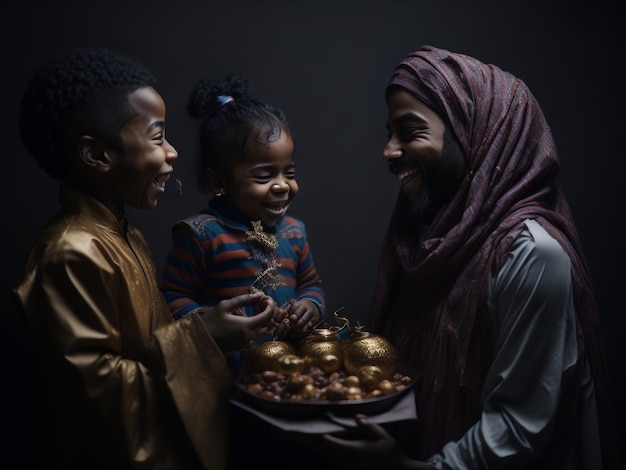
left=240, top=321, right=412, bottom=402
left=240, top=357, right=412, bottom=402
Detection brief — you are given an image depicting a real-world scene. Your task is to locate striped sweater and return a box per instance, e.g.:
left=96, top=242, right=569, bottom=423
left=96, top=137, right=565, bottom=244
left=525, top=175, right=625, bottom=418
left=160, top=200, right=325, bottom=324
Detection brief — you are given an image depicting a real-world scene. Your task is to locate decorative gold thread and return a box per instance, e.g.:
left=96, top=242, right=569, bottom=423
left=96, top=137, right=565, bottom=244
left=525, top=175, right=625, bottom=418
left=250, top=262, right=283, bottom=291
left=246, top=220, right=279, bottom=251
left=246, top=220, right=283, bottom=293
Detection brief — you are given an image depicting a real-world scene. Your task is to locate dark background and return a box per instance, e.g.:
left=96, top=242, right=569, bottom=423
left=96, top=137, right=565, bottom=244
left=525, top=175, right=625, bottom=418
left=2, top=1, right=624, bottom=466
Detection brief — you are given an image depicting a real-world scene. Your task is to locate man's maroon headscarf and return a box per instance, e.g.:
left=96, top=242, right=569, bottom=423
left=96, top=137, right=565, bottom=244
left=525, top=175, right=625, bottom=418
left=370, top=45, right=621, bottom=466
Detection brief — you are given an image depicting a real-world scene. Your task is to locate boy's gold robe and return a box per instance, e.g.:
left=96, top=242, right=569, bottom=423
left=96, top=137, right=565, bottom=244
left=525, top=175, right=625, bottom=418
left=14, top=184, right=230, bottom=469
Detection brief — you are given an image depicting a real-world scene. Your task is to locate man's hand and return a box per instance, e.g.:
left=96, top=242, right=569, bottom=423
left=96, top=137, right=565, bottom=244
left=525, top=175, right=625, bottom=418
left=321, top=414, right=432, bottom=469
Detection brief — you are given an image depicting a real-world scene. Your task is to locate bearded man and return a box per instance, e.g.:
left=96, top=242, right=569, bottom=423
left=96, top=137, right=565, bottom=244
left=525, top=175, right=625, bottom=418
left=322, top=45, right=623, bottom=470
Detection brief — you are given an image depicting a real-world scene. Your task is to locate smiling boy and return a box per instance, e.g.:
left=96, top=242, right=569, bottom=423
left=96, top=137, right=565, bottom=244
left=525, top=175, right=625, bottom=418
left=14, top=47, right=277, bottom=469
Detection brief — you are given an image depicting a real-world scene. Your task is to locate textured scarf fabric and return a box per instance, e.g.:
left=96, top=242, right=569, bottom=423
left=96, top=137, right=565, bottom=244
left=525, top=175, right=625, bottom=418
left=370, top=45, right=621, bottom=467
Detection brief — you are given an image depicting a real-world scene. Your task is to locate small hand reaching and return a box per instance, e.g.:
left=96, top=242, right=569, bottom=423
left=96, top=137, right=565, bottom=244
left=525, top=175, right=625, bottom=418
left=284, top=299, right=320, bottom=337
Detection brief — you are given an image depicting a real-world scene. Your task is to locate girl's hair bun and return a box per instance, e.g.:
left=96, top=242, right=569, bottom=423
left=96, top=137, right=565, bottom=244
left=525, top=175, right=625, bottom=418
left=187, top=74, right=251, bottom=119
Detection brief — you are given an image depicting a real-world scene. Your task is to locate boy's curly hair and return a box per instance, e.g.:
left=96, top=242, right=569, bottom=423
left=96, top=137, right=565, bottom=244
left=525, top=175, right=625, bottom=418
left=18, top=46, right=157, bottom=180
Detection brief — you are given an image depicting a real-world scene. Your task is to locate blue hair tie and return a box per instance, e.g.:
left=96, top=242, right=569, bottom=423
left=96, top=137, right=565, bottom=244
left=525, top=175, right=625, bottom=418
left=215, top=95, right=234, bottom=110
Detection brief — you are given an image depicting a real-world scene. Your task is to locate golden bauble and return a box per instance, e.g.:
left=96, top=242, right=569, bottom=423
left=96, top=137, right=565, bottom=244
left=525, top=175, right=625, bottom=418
left=356, top=365, right=384, bottom=392
left=297, top=327, right=342, bottom=367
left=342, top=331, right=398, bottom=379
left=319, top=354, right=341, bottom=373
left=242, top=340, right=296, bottom=374
left=277, top=354, right=306, bottom=376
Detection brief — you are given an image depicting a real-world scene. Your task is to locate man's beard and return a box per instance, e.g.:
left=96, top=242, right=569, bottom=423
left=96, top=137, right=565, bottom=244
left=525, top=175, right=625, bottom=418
left=400, top=129, right=465, bottom=227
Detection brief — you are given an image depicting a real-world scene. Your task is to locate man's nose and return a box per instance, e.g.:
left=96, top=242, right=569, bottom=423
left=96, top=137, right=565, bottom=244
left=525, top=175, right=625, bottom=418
left=383, top=139, right=402, bottom=162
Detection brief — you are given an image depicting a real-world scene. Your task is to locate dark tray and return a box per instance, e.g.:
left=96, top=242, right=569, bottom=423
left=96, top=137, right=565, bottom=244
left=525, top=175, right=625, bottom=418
left=233, top=363, right=418, bottom=418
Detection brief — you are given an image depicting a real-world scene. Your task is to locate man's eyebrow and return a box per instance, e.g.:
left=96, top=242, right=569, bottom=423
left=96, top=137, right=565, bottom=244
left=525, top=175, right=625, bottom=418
left=390, top=112, right=428, bottom=127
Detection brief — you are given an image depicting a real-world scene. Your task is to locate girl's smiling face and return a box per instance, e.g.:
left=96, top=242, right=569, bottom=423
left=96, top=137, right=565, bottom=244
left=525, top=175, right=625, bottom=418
left=224, top=128, right=298, bottom=228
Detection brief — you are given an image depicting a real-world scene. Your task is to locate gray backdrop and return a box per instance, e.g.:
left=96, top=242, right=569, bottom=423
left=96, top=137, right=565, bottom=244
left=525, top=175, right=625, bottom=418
left=2, top=0, right=623, bottom=465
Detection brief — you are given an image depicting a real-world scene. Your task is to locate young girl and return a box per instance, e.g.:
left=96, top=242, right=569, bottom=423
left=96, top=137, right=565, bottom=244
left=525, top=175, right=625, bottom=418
left=160, top=74, right=326, bottom=370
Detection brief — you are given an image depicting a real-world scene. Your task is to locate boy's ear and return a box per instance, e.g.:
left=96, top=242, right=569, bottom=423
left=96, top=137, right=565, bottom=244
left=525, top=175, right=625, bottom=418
left=77, top=135, right=112, bottom=171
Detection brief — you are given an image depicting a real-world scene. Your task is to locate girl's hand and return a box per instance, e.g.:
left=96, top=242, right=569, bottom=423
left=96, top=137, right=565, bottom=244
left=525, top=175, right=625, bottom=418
left=285, top=299, right=320, bottom=337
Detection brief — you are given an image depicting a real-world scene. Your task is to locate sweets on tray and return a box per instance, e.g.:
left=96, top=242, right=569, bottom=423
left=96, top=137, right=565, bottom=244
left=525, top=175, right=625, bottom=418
left=240, top=313, right=411, bottom=403
left=240, top=362, right=412, bottom=402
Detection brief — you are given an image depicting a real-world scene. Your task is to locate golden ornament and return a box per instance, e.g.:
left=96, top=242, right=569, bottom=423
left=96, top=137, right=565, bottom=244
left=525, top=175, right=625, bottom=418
left=334, top=311, right=398, bottom=379
left=277, top=354, right=306, bottom=376
left=242, top=340, right=296, bottom=374
left=356, top=365, right=384, bottom=392
left=297, top=326, right=343, bottom=369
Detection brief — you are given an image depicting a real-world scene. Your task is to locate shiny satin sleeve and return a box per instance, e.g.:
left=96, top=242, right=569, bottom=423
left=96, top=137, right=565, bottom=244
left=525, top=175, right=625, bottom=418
left=428, top=219, right=594, bottom=469
left=15, top=232, right=229, bottom=467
